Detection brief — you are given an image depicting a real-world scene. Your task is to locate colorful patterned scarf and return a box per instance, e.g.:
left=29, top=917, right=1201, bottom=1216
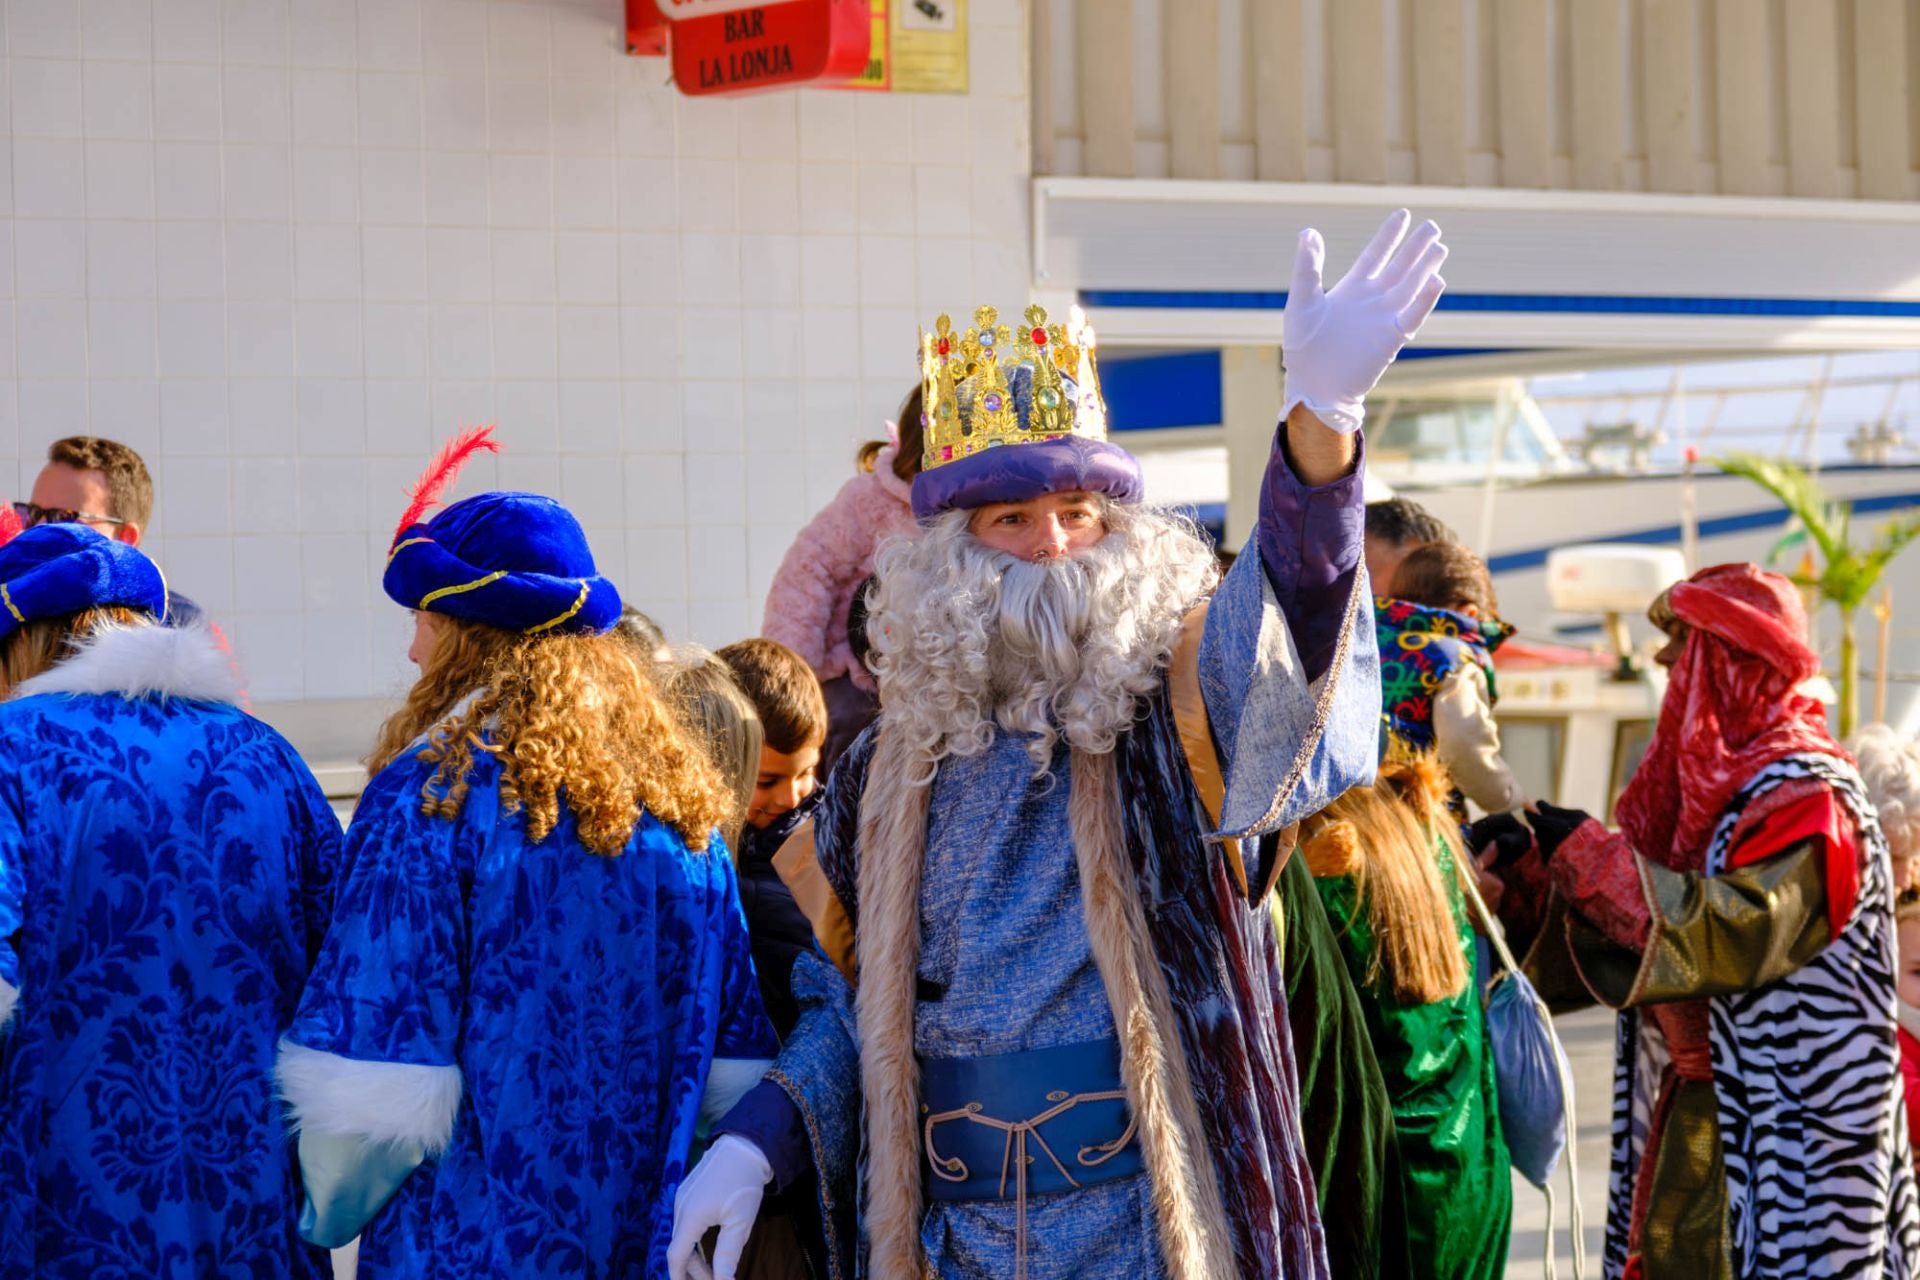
left=1376, top=597, right=1513, bottom=756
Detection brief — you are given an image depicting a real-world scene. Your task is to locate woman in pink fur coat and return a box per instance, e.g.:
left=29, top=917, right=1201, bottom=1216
left=761, top=389, right=921, bottom=771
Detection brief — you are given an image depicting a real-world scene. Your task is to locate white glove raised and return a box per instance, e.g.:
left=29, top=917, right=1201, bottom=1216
left=1281, top=208, right=1448, bottom=434
left=667, top=1134, right=773, bottom=1280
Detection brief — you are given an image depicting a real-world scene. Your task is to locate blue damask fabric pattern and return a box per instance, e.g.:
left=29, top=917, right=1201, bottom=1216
left=287, top=744, right=777, bottom=1279
left=0, top=690, right=342, bottom=1280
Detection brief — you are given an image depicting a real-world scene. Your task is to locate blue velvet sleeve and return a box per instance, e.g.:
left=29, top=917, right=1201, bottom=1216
left=287, top=758, right=467, bottom=1067
left=718, top=947, right=862, bottom=1186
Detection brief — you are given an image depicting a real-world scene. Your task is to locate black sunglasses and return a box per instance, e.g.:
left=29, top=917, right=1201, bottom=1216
left=11, top=501, right=128, bottom=529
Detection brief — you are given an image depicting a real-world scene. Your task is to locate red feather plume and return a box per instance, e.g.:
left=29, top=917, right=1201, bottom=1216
left=0, top=501, right=22, bottom=548
left=393, top=424, right=501, bottom=544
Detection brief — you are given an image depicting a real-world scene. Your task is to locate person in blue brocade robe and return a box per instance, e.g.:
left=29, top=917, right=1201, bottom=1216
left=0, top=524, right=341, bottom=1280
left=277, top=487, right=779, bottom=1279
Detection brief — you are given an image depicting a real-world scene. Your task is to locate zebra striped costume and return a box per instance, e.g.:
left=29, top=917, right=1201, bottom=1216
left=1603, top=753, right=1920, bottom=1279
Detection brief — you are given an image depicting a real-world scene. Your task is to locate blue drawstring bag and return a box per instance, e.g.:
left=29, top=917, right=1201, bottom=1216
left=1463, top=880, right=1585, bottom=1280
left=1485, top=964, right=1571, bottom=1187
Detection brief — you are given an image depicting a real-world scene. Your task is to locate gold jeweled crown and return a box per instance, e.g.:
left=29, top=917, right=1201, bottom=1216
left=919, top=304, right=1108, bottom=472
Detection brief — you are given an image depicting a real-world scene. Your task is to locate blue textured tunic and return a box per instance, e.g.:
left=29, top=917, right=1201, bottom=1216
left=286, top=747, right=779, bottom=1279
left=915, top=737, right=1166, bottom=1278
left=0, top=685, right=341, bottom=1280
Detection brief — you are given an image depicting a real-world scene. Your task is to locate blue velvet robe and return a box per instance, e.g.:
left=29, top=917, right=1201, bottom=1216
left=286, top=744, right=778, bottom=1279
left=0, top=649, right=342, bottom=1279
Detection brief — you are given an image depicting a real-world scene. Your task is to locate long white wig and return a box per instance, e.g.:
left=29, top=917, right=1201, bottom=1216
left=864, top=500, right=1218, bottom=780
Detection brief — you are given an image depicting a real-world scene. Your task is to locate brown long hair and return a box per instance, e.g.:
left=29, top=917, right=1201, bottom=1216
left=855, top=385, right=926, bottom=484
left=1300, top=759, right=1469, bottom=1005
left=367, top=618, right=730, bottom=855
left=1, top=606, right=148, bottom=692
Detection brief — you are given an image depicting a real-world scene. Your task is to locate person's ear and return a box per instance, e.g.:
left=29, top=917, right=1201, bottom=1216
left=1461, top=602, right=1480, bottom=619
left=116, top=522, right=142, bottom=547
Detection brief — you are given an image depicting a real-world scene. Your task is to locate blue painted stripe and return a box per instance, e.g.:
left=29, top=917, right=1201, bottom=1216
left=1397, top=346, right=1522, bottom=360
left=1102, top=350, right=1222, bottom=431
left=1100, top=346, right=1516, bottom=435
left=1080, top=290, right=1920, bottom=318
left=1484, top=490, right=1920, bottom=575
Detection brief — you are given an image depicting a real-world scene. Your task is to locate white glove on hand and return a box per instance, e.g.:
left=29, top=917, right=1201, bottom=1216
left=1281, top=208, right=1448, bottom=434
left=667, top=1134, right=773, bottom=1280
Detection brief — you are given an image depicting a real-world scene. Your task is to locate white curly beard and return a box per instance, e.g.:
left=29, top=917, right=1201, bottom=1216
left=864, top=501, right=1219, bottom=780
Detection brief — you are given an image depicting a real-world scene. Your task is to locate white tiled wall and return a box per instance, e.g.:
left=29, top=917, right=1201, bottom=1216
left=2, top=0, right=1031, bottom=718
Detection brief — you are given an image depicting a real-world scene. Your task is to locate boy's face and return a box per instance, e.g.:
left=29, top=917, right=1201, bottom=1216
left=748, top=739, right=822, bottom=829
left=1899, top=915, right=1920, bottom=1009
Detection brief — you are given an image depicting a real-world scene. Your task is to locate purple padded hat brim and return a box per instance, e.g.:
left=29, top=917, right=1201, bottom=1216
left=910, top=437, right=1145, bottom=521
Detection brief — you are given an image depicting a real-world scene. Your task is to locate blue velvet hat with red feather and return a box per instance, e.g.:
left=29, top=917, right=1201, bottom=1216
left=0, top=523, right=168, bottom=639
left=381, top=427, right=622, bottom=636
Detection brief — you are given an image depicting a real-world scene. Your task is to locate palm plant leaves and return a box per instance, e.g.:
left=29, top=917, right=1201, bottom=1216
left=1716, top=452, right=1845, bottom=563
left=1714, top=451, right=1920, bottom=736
left=1715, top=453, right=1920, bottom=609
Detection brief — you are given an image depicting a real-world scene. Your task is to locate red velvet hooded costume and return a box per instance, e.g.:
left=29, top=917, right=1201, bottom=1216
left=1553, top=563, right=1858, bottom=952
left=1513, top=564, right=1888, bottom=1280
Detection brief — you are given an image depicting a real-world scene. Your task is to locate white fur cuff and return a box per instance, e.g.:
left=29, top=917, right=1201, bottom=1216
left=0, top=978, right=18, bottom=1030
left=275, top=1038, right=463, bottom=1154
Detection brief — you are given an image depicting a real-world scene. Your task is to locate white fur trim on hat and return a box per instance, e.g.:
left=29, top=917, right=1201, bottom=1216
left=275, top=1038, right=464, bottom=1154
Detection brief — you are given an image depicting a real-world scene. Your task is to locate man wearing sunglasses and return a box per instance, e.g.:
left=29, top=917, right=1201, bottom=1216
left=17, top=436, right=152, bottom=547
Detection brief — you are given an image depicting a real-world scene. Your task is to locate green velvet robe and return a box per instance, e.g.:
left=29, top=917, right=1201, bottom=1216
left=1273, top=851, right=1413, bottom=1280
left=1309, top=838, right=1513, bottom=1280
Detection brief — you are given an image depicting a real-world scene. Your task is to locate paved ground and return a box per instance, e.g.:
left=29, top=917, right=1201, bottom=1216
left=1506, top=1005, right=1615, bottom=1279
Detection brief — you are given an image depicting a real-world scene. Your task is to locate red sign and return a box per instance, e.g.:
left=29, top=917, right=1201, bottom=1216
left=626, top=0, right=669, bottom=55
left=670, top=0, right=870, bottom=95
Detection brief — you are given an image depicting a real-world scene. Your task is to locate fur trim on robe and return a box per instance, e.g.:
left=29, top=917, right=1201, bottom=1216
left=761, top=452, right=914, bottom=692
left=13, top=620, right=244, bottom=705
left=275, top=1038, right=464, bottom=1155
left=855, top=728, right=1236, bottom=1280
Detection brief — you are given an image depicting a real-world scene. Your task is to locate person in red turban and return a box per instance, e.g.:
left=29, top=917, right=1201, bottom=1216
left=1496, top=563, right=1920, bottom=1279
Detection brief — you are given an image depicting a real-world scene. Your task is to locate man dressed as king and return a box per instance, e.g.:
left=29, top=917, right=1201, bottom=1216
left=669, top=210, right=1451, bottom=1280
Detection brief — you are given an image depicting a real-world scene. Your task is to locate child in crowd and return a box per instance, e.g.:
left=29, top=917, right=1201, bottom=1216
left=762, top=388, right=922, bottom=775
left=702, top=639, right=831, bottom=1280
left=713, top=638, right=829, bottom=1041
left=660, top=647, right=765, bottom=854
left=1379, top=540, right=1527, bottom=820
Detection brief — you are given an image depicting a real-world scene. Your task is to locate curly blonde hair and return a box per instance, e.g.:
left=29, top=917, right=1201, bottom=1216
left=368, top=617, right=732, bottom=855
